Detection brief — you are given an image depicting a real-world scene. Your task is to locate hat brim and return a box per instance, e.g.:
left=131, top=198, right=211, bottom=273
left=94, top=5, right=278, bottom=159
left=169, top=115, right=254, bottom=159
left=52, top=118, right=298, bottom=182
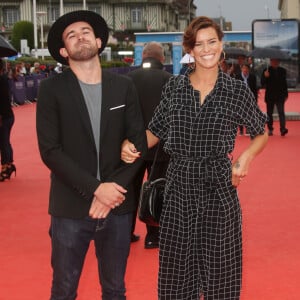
left=47, top=10, right=109, bottom=65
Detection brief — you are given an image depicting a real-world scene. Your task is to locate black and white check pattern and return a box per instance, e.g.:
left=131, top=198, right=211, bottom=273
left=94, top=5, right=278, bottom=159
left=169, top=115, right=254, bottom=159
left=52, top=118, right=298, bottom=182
left=148, top=69, right=267, bottom=299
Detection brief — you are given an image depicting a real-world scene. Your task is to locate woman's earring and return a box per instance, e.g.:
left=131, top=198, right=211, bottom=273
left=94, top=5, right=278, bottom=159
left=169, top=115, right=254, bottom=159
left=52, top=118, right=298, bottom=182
left=222, top=50, right=226, bottom=61
left=189, top=56, right=195, bottom=69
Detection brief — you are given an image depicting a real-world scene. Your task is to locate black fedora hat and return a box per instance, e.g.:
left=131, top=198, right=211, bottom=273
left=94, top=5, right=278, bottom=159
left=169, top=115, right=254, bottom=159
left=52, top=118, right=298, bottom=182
left=47, top=10, right=109, bottom=65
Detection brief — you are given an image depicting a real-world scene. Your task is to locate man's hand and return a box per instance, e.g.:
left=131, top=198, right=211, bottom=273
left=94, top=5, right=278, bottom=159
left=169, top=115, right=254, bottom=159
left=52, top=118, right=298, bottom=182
left=89, top=182, right=127, bottom=219
left=264, top=69, right=270, bottom=78
left=89, top=197, right=111, bottom=219
left=94, top=182, right=127, bottom=208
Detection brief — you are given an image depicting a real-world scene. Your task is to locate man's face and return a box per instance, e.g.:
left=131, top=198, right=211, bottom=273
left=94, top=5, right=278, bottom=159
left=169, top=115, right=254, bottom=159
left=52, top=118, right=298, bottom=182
left=60, top=21, right=101, bottom=62
left=270, top=59, right=280, bottom=68
left=237, top=55, right=246, bottom=65
left=241, top=65, right=249, bottom=76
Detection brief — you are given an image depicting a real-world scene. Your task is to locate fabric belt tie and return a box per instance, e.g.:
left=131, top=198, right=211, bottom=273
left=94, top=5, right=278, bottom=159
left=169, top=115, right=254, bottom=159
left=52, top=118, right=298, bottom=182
left=170, top=154, right=231, bottom=190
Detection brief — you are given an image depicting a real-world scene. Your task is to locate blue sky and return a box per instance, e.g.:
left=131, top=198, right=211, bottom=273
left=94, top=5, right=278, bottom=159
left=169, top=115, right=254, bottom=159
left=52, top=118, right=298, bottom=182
left=194, top=0, right=281, bottom=31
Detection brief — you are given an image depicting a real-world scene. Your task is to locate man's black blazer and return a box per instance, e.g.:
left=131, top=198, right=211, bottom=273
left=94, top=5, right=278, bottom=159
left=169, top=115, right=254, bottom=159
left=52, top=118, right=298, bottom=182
left=127, top=58, right=171, bottom=162
left=36, top=68, right=147, bottom=218
left=261, top=66, right=288, bottom=103
left=236, top=72, right=258, bottom=101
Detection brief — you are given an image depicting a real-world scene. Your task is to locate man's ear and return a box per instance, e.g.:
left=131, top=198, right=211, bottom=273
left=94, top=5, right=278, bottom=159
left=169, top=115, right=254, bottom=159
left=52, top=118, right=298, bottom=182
left=96, top=38, right=102, bottom=50
left=59, top=48, right=68, bottom=59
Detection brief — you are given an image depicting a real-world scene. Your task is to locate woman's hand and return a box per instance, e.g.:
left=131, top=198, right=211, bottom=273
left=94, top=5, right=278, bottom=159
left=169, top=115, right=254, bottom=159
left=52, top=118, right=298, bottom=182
left=231, top=159, right=247, bottom=187
left=121, top=139, right=141, bottom=163
left=120, top=130, right=160, bottom=163
left=232, top=132, right=268, bottom=187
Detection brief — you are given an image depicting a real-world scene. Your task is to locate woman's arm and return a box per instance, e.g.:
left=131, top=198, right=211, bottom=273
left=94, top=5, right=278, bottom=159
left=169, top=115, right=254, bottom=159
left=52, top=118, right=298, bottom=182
left=232, top=132, right=268, bottom=187
left=146, top=129, right=160, bottom=148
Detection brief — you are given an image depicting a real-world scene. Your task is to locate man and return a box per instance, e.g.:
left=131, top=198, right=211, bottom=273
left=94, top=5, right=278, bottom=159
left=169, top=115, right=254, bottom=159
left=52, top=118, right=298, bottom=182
left=261, top=58, right=288, bottom=136
left=36, top=10, right=147, bottom=299
left=236, top=63, right=258, bottom=135
left=0, top=59, right=16, bottom=182
left=229, top=54, right=246, bottom=78
left=127, top=42, right=171, bottom=248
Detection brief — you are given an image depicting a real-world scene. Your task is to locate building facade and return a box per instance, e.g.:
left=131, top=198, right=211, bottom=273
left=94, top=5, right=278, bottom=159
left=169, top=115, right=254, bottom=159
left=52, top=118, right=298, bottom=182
left=0, top=0, right=196, bottom=50
left=279, top=0, right=300, bottom=19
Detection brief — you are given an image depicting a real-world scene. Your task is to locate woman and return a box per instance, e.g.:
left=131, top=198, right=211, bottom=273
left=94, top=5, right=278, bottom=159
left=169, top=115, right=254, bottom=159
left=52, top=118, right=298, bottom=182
left=123, top=17, right=268, bottom=299
left=0, top=59, right=16, bottom=182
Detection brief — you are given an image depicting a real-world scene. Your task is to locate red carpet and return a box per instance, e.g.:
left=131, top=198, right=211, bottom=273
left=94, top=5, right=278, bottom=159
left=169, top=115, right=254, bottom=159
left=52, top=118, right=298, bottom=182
left=0, top=92, right=300, bottom=299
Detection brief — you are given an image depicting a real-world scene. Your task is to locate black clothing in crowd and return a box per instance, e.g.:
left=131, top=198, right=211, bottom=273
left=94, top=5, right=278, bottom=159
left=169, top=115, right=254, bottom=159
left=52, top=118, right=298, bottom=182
left=0, top=59, right=16, bottom=182
left=127, top=55, right=171, bottom=248
left=261, top=59, right=288, bottom=136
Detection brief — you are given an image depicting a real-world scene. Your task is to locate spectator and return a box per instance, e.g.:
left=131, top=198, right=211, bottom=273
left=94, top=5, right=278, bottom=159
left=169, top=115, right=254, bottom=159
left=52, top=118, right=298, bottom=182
left=11, top=63, right=23, bottom=80
left=219, top=58, right=230, bottom=74
left=0, top=59, right=16, bottom=182
left=19, top=61, right=28, bottom=76
left=30, top=62, right=40, bottom=75
left=236, top=63, right=258, bottom=135
left=228, top=54, right=246, bottom=78
left=261, top=58, right=289, bottom=136
left=127, top=41, right=171, bottom=248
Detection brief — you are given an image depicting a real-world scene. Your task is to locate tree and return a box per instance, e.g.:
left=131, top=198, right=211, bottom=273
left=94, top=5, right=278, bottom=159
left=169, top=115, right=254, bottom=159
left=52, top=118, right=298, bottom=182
left=11, top=21, right=34, bottom=52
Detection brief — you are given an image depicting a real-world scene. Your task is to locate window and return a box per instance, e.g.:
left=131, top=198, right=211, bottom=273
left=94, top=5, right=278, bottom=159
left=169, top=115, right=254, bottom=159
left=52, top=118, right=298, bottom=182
left=88, top=6, right=101, bottom=15
left=131, top=7, right=142, bottom=28
left=48, top=7, right=60, bottom=24
left=3, top=7, right=20, bottom=26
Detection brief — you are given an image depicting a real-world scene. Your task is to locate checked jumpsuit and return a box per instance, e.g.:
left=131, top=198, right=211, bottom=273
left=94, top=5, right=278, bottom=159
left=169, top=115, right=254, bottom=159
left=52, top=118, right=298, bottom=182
left=148, top=70, right=267, bottom=300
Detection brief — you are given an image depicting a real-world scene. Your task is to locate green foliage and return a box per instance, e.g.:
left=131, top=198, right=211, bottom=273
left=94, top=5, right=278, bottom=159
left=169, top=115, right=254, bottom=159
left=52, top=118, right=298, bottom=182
left=106, top=43, right=120, bottom=51
left=11, top=21, right=34, bottom=52
left=14, top=56, right=57, bottom=66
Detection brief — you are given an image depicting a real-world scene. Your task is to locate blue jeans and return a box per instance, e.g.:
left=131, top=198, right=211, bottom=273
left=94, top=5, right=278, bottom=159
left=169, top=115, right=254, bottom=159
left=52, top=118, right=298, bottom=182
left=50, top=213, right=132, bottom=300
left=0, top=115, right=14, bottom=165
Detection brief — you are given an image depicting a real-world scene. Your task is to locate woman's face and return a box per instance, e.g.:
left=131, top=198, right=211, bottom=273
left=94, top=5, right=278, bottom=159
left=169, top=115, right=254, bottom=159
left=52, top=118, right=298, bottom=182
left=190, top=27, right=223, bottom=70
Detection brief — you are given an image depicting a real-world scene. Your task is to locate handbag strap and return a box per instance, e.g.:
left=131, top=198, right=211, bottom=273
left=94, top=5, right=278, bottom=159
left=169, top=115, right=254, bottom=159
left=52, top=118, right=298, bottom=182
left=147, top=141, right=161, bottom=181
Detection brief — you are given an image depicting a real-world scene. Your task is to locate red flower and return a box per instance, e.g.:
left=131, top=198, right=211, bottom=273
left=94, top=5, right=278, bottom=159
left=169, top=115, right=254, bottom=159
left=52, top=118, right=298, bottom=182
left=123, top=57, right=134, bottom=64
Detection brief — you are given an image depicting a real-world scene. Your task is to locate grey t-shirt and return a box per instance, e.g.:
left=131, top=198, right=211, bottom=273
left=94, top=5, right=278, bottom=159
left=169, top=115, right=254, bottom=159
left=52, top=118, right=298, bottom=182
left=78, top=80, right=102, bottom=179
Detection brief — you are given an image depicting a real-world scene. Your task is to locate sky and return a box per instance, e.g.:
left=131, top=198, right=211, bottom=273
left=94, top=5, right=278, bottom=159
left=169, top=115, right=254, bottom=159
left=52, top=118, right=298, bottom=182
left=194, top=0, right=281, bottom=31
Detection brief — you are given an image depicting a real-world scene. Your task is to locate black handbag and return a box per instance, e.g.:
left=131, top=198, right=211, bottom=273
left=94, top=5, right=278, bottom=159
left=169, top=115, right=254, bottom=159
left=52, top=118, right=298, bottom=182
left=138, top=144, right=166, bottom=227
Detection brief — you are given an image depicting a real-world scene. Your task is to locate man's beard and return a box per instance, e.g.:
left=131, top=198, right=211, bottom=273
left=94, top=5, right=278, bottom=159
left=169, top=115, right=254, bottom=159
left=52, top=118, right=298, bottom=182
left=68, top=42, right=99, bottom=61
